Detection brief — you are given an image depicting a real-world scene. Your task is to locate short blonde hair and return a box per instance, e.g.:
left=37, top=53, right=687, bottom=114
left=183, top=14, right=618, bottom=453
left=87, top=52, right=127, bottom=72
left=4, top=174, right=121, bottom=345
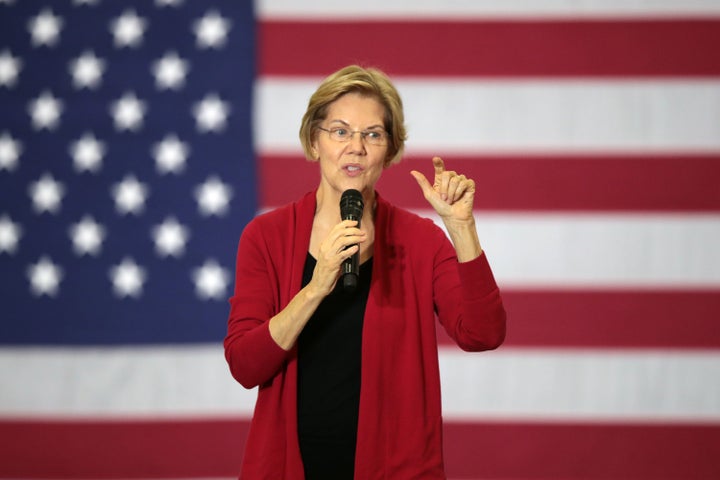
left=299, top=65, right=407, bottom=167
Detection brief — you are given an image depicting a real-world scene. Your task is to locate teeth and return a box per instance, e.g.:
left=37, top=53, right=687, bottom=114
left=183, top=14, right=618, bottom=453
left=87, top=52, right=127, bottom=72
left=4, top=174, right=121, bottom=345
left=347, top=166, right=360, bottom=171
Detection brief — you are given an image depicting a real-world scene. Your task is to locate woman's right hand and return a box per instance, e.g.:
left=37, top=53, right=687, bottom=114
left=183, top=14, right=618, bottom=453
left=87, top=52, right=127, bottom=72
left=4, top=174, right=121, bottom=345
left=308, top=220, right=367, bottom=297
left=267, top=219, right=366, bottom=351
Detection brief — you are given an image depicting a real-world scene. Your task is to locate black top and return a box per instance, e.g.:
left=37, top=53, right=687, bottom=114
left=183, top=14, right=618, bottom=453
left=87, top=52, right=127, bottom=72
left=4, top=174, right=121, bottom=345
left=297, top=253, right=373, bottom=480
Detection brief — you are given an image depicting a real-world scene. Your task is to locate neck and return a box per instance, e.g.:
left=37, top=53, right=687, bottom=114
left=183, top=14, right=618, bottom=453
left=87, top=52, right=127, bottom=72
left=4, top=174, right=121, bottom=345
left=315, top=185, right=376, bottom=225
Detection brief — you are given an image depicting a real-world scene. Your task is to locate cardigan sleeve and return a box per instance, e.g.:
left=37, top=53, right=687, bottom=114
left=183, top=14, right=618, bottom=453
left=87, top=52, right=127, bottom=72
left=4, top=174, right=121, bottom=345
left=223, top=219, right=292, bottom=389
left=432, top=230, right=507, bottom=352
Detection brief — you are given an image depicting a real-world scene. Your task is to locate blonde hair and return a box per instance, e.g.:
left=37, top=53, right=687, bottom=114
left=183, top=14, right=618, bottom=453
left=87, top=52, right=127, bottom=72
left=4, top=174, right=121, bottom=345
left=299, top=65, right=407, bottom=167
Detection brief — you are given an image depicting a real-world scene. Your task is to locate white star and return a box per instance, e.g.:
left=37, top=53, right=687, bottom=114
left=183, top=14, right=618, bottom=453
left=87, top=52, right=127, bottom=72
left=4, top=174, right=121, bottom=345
left=0, top=132, right=22, bottom=171
left=69, top=215, right=106, bottom=256
left=192, top=259, right=230, bottom=300
left=69, top=50, right=105, bottom=89
left=111, top=174, right=148, bottom=215
left=155, top=0, right=183, bottom=7
left=152, top=134, right=188, bottom=174
left=152, top=51, right=189, bottom=90
left=109, top=257, right=146, bottom=298
left=28, top=173, right=65, bottom=214
left=0, top=49, right=22, bottom=87
left=0, top=214, right=22, bottom=255
left=110, top=9, right=147, bottom=48
left=193, top=10, right=231, bottom=49
left=152, top=217, right=189, bottom=258
left=192, top=93, right=230, bottom=133
left=110, top=92, right=146, bottom=131
left=28, top=90, right=63, bottom=130
left=27, top=9, right=63, bottom=47
left=70, top=132, right=105, bottom=173
left=27, top=256, right=63, bottom=297
left=195, top=175, right=232, bottom=216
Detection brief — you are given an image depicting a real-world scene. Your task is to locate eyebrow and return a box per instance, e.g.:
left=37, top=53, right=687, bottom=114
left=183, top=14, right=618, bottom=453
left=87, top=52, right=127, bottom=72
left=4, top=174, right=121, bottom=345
left=327, top=119, right=385, bottom=130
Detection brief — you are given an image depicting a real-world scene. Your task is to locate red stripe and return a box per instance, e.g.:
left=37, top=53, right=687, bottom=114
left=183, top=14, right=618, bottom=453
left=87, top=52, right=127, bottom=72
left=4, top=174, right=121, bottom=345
left=260, top=154, right=720, bottom=212
left=0, top=418, right=246, bottom=478
left=1, top=419, right=718, bottom=479
left=443, top=420, right=720, bottom=479
left=260, top=20, right=720, bottom=77
left=438, top=289, right=720, bottom=349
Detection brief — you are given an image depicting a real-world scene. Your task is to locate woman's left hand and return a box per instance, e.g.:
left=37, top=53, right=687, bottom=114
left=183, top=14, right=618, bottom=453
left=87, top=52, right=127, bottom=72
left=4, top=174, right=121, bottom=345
left=410, top=156, right=475, bottom=225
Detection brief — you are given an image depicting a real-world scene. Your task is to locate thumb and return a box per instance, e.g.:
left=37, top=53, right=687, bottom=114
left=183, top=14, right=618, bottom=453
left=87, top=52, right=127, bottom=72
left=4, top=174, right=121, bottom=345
left=410, top=170, right=433, bottom=195
left=411, top=170, right=446, bottom=213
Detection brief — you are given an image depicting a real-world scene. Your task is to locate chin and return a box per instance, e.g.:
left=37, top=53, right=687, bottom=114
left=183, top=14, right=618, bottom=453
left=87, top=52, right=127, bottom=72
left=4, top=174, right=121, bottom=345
left=342, top=183, right=371, bottom=195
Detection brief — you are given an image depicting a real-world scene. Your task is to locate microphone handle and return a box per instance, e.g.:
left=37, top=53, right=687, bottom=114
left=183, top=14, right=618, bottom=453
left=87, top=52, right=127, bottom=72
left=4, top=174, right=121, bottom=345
left=342, top=256, right=359, bottom=292
left=341, top=213, right=361, bottom=292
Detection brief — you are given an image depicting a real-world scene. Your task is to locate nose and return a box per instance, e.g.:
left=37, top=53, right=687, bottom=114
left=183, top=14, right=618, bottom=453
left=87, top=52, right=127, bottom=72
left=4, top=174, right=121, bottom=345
left=347, top=131, right=366, bottom=152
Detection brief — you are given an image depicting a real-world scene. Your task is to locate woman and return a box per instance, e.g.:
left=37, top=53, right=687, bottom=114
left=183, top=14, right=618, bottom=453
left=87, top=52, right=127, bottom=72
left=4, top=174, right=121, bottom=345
left=224, top=65, right=506, bottom=479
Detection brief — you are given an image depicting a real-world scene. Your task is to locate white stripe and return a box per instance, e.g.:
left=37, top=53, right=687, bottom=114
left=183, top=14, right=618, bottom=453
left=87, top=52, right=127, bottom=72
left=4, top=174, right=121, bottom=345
left=421, top=210, right=720, bottom=288
left=0, top=345, right=257, bottom=418
left=2, top=346, right=719, bottom=422
left=258, top=0, right=720, bottom=19
left=255, top=78, right=720, bottom=154
left=440, top=347, right=720, bottom=422
left=252, top=206, right=720, bottom=287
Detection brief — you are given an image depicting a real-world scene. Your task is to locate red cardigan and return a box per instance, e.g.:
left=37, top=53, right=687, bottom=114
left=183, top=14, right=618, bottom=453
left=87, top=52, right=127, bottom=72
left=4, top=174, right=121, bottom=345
left=224, top=190, right=506, bottom=479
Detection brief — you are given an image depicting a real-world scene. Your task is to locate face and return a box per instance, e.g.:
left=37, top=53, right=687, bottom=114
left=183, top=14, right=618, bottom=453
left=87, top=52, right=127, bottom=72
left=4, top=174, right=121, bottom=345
left=312, top=92, right=389, bottom=199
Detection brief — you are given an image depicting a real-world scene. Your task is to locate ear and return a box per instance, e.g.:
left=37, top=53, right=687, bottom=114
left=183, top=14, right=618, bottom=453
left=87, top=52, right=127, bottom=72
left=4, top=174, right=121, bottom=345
left=309, top=134, right=321, bottom=160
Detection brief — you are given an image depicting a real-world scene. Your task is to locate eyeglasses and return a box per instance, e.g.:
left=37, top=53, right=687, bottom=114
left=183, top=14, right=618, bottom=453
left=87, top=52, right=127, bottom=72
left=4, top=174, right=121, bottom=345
left=317, top=126, right=390, bottom=146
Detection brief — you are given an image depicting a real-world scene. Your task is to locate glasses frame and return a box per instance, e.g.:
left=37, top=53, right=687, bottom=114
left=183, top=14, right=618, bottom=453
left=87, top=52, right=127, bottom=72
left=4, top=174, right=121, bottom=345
left=317, top=126, right=390, bottom=146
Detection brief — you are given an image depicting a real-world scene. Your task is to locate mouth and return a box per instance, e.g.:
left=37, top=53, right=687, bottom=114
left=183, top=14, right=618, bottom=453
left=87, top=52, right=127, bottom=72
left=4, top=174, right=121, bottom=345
left=343, top=164, right=363, bottom=175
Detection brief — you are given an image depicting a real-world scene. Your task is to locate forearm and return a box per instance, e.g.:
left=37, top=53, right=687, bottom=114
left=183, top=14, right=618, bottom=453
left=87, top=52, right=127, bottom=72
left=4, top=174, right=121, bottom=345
left=225, top=285, right=325, bottom=387
left=443, top=218, right=482, bottom=263
left=435, top=249, right=506, bottom=352
left=268, top=282, right=326, bottom=350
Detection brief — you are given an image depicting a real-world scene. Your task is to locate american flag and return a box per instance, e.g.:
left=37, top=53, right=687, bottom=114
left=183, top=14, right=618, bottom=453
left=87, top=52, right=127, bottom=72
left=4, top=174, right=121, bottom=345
left=2, top=1, right=720, bottom=479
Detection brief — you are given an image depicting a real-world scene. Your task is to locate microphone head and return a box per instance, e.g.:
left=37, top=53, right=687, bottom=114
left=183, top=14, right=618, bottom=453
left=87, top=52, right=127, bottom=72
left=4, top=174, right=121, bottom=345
left=340, top=189, right=364, bottom=220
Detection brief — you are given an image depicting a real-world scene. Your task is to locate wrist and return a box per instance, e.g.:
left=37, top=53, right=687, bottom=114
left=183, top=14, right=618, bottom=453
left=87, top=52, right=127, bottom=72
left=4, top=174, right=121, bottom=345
left=444, top=219, right=482, bottom=262
left=303, top=281, right=329, bottom=302
left=443, top=216, right=476, bottom=233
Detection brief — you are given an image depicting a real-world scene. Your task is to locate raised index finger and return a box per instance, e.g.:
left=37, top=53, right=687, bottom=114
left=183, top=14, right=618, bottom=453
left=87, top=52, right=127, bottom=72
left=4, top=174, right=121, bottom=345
left=432, top=156, right=445, bottom=176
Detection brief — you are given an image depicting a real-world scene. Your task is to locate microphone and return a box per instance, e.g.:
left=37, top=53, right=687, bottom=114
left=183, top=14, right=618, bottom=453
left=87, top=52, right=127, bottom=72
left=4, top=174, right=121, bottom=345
left=339, top=189, right=364, bottom=292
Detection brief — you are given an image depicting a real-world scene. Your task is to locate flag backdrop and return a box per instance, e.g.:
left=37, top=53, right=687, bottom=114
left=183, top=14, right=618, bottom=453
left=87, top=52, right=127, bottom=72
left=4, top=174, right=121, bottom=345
left=1, top=1, right=720, bottom=478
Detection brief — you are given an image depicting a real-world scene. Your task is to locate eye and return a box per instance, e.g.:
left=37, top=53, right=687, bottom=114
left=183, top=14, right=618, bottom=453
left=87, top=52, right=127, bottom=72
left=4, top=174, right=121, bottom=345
left=366, top=131, right=383, bottom=140
left=332, top=128, right=349, bottom=138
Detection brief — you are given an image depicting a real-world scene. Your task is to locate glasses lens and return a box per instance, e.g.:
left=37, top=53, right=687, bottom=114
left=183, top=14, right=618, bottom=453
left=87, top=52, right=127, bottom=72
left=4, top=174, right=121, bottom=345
left=364, top=130, right=386, bottom=145
left=330, top=128, right=349, bottom=142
